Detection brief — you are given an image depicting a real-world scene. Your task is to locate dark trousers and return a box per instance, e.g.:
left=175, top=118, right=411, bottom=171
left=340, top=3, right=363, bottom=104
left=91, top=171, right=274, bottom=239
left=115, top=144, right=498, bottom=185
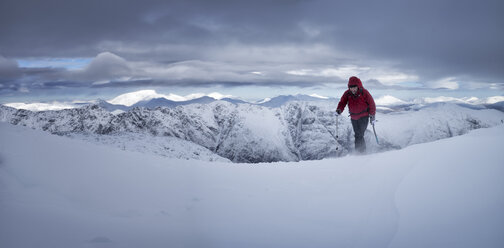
left=351, top=116, right=369, bottom=153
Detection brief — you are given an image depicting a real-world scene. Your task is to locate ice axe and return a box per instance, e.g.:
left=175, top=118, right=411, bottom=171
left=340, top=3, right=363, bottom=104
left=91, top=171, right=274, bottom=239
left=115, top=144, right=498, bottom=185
left=371, top=120, right=379, bottom=145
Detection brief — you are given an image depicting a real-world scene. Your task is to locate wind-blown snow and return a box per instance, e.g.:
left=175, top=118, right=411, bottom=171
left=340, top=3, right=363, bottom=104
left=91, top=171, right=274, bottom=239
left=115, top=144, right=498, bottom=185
left=0, top=122, right=503, bottom=248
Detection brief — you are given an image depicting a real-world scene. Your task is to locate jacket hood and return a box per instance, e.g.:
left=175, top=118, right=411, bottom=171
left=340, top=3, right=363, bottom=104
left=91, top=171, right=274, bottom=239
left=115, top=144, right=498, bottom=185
left=348, top=76, right=363, bottom=89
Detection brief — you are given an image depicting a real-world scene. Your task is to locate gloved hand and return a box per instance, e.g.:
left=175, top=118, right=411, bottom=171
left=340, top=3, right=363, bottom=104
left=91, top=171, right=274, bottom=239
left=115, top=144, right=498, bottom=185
left=336, top=109, right=342, bottom=116
left=369, top=115, right=376, bottom=125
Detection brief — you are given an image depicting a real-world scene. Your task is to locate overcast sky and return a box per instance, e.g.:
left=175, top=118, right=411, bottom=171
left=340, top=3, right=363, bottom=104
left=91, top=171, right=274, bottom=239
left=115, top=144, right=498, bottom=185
left=1, top=0, right=503, bottom=102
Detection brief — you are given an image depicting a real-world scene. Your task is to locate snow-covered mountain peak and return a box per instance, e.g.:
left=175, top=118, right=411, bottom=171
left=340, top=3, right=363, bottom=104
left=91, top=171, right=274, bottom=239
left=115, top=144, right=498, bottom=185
left=420, top=96, right=467, bottom=104
left=485, top=96, right=504, bottom=104
left=207, top=92, right=234, bottom=100
left=256, top=97, right=272, bottom=104
left=106, top=90, right=237, bottom=107
left=375, top=95, right=408, bottom=106
left=309, top=93, right=329, bottom=99
left=4, top=101, right=76, bottom=111
left=107, top=89, right=166, bottom=106
left=409, top=95, right=504, bottom=106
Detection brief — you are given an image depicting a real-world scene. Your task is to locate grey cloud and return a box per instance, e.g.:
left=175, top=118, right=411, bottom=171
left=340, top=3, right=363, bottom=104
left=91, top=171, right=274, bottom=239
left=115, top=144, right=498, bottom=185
left=334, top=0, right=504, bottom=82
left=90, top=79, right=316, bottom=89
left=33, top=81, right=91, bottom=90
left=363, top=79, right=425, bottom=91
left=75, top=52, right=132, bottom=81
left=1, top=0, right=503, bottom=91
left=0, top=55, right=21, bottom=80
left=0, top=52, right=330, bottom=92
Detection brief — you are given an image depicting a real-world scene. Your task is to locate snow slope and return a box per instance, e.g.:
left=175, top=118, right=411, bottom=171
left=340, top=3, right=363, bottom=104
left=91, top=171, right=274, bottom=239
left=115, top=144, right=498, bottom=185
left=71, top=132, right=230, bottom=162
left=1, top=122, right=503, bottom=248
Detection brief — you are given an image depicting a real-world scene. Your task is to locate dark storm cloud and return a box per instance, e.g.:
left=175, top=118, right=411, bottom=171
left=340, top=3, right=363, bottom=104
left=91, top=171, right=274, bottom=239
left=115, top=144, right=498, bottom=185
left=1, top=0, right=503, bottom=89
left=0, top=0, right=306, bottom=57
left=299, top=0, right=504, bottom=83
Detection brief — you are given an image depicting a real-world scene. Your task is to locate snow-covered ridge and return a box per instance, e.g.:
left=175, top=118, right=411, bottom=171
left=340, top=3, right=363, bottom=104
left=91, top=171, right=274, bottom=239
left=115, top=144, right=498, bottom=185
left=1, top=99, right=503, bottom=163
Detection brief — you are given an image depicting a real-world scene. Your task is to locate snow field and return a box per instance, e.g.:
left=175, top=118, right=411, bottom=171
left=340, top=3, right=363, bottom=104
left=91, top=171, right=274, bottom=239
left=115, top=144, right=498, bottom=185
left=1, top=123, right=503, bottom=247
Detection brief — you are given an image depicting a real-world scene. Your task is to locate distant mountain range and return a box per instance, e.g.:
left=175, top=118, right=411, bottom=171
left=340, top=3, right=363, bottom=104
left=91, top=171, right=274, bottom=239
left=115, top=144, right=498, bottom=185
left=95, top=94, right=336, bottom=112
left=3, top=89, right=502, bottom=113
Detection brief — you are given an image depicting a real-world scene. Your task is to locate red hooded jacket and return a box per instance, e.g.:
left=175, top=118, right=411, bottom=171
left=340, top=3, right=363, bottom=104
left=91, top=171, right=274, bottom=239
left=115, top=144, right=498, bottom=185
left=337, top=76, right=376, bottom=120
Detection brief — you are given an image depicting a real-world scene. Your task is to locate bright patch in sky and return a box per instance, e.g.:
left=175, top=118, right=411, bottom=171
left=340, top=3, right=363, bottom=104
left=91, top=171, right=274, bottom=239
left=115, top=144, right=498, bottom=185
left=17, top=58, right=93, bottom=70
left=428, top=77, right=460, bottom=90
left=285, top=65, right=367, bottom=78
left=397, top=81, right=423, bottom=88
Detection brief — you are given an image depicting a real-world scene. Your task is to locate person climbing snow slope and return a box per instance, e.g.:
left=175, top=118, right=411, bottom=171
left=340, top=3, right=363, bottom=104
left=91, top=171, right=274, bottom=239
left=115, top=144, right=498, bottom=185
left=336, top=76, right=376, bottom=153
